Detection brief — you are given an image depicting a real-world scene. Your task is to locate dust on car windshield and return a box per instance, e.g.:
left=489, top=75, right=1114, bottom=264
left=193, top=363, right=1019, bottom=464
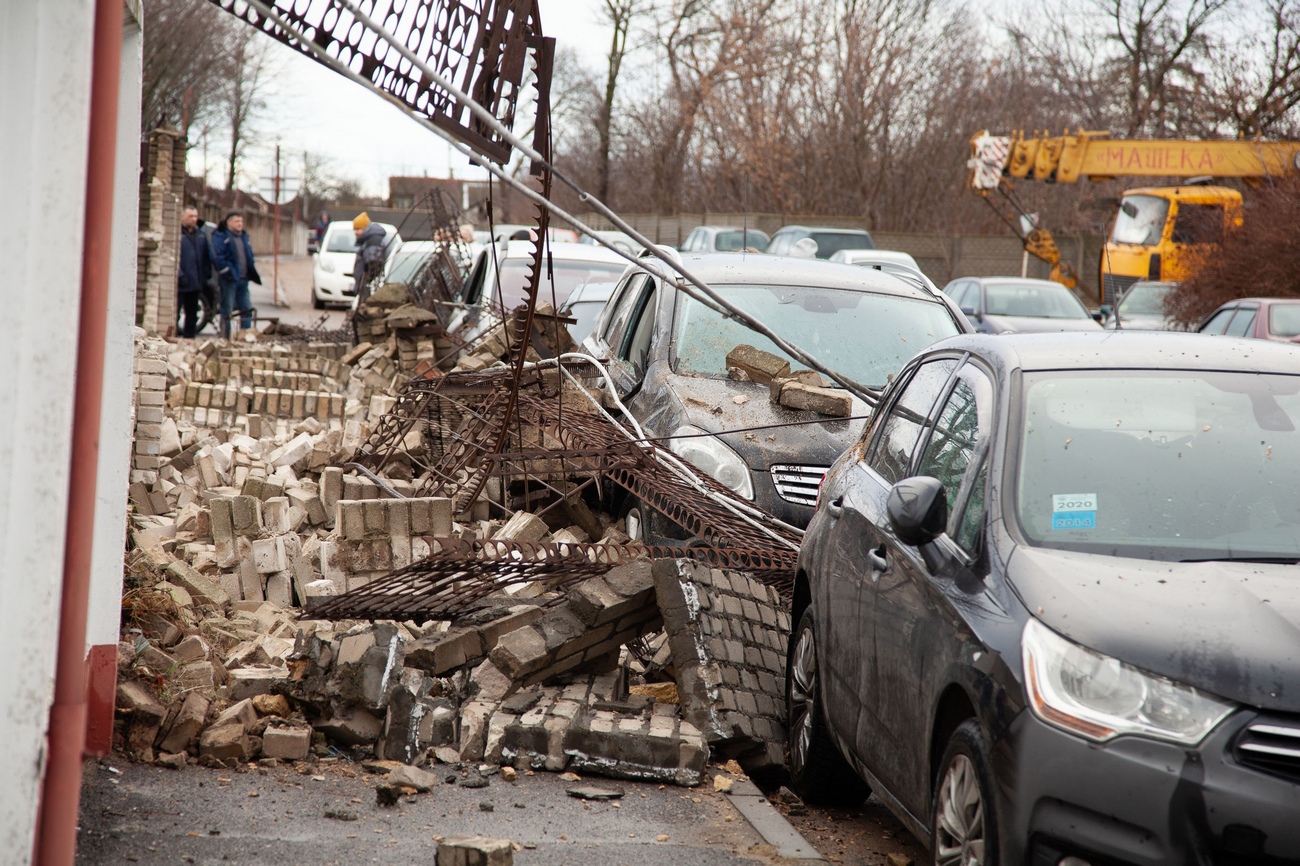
left=1017, top=370, right=1300, bottom=562
left=673, top=284, right=960, bottom=388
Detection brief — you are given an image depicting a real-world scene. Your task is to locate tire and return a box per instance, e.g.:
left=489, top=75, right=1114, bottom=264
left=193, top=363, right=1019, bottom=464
left=931, top=720, right=1000, bottom=866
left=786, top=609, right=870, bottom=807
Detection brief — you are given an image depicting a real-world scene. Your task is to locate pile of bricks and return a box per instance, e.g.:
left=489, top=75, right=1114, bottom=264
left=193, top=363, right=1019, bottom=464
left=114, top=329, right=795, bottom=794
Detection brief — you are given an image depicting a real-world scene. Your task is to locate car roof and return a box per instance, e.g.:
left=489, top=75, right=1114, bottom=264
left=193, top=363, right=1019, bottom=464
left=1211, top=297, right=1300, bottom=306
left=773, top=225, right=871, bottom=234
left=966, top=276, right=1064, bottom=288
left=494, top=240, right=629, bottom=263
left=930, top=331, right=1300, bottom=374
left=668, top=253, right=943, bottom=303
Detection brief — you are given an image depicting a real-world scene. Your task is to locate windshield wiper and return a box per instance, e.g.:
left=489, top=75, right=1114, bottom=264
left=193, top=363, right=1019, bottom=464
left=1180, top=556, right=1300, bottom=565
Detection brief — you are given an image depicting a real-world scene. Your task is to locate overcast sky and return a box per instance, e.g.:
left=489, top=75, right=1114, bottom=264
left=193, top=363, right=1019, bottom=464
left=188, top=0, right=609, bottom=200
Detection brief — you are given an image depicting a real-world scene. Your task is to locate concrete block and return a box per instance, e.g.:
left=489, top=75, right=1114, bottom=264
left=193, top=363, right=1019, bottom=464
left=436, top=837, right=513, bottom=866
left=172, top=635, right=211, bottom=663
left=199, top=723, right=252, bottom=762
left=492, top=511, right=547, bottom=543
left=775, top=381, right=852, bottom=417
left=266, top=572, right=294, bottom=608
left=228, top=666, right=290, bottom=701
left=261, top=726, right=311, bottom=760
left=251, top=537, right=288, bottom=574
left=165, top=561, right=230, bottom=609
left=157, top=692, right=210, bottom=754
left=726, top=344, right=790, bottom=384
left=262, top=497, right=291, bottom=535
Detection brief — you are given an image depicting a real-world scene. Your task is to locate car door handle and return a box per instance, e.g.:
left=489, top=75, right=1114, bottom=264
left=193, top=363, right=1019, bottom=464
left=826, top=496, right=844, bottom=518
left=868, top=545, right=889, bottom=580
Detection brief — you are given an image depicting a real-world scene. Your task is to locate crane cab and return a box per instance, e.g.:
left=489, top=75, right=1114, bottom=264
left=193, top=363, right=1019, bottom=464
left=1100, top=185, right=1243, bottom=304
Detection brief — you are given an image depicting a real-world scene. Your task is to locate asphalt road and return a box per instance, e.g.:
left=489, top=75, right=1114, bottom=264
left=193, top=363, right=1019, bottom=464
left=76, top=757, right=788, bottom=866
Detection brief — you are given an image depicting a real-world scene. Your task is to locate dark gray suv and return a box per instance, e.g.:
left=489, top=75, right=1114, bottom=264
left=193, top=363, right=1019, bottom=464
left=581, top=252, right=968, bottom=535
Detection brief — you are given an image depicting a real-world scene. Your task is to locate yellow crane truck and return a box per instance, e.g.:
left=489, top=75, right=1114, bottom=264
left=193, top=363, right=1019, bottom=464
left=968, top=130, right=1300, bottom=303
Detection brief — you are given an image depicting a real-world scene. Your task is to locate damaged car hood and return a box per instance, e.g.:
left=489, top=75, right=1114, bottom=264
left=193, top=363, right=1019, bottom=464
left=1009, top=545, right=1300, bottom=711
left=664, top=375, right=870, bottom=470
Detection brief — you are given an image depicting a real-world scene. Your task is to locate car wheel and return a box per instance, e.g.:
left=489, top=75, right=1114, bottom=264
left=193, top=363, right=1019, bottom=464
left=931, top=720, right=999, bottom=866
left=786, top=609, right=869, bottom=806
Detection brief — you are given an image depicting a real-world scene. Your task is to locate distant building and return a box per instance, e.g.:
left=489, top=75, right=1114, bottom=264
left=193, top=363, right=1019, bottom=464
left=387, top=176, right=492, bottom=223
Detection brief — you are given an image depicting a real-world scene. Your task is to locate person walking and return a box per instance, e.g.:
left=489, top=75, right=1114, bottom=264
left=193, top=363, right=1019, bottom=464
left=314, top=210, right=331, bottom=247
left=177, top=206, right=211, bottom=338
left=351, top=212, right=388, bottom=303
left=212, top=210, right=261, bottom=336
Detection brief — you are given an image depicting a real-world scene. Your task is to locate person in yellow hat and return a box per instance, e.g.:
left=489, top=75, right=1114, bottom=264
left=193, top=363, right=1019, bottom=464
left=351, top=211, right=387, bottom=301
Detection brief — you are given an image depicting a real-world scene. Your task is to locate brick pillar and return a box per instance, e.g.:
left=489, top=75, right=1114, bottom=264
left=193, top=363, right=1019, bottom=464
left=135, top=126, right=184, bottom=334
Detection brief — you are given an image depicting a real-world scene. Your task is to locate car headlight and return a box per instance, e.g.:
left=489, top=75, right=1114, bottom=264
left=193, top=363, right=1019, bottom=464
left=667, top=425, right=754, bottom=500
left=320, top=260, right=336, bottom=273
left=1022, top=618, right=1233, bottom=745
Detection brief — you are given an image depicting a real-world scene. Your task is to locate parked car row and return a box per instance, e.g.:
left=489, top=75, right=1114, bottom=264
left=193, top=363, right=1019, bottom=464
left=346, top=225, right=1300, bottom=864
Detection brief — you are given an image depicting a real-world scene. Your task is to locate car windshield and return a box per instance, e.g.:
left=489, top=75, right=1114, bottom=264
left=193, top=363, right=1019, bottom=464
left=1110, top=195, right=1170, bottom=245
left=714, top=230, right=769, bottom=251
left=492, top=260, right=627, bottom=309
left=1117, top=283, right=1173, bottom=316
left=673, top=285, right=961, bottom=388
left=387, top=249, right=433, bottom=284
left=984, top=283, right=1091, bottom=319
left=1015, top=370, right=1300, bottom=562
left=809, top=232, right=874, bottom=258
left=326, top=230, right=358, bottom=253
left=1269, top=304, right=1300, bottom=338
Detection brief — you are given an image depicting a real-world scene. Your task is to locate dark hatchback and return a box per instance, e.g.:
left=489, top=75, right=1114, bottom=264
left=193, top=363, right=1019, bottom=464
left=582, top=252, right=969, bottom=532
left=789, top=332, right=1300, bottom=866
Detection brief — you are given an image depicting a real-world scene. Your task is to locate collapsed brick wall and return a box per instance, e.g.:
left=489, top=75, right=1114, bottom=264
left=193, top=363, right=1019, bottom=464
left=654, top=559, right=792, bottom=778
left=136, top=126, right=184, bottom=335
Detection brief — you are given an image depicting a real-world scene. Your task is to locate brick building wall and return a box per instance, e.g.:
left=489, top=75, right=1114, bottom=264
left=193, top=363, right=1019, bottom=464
left=136, top=126, right=184, bottom=334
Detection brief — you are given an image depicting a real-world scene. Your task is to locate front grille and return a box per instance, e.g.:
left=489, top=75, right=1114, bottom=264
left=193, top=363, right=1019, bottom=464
left=1234, top=717, right=1300, bottom=783
left=770, top=464, right=828, bottom=507
left=1101, top=273, right=1139, bottom=306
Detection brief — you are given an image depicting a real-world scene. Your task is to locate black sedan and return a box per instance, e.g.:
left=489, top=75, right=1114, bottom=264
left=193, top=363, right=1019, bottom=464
left=582, top=252, right=969, bottom=533
left=789, top=332, right=1300, bottom=865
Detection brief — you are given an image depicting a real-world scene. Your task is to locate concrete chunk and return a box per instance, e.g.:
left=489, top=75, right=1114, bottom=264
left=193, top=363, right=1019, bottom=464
left=492, top=511, right=547, bottom=543
left=775, top=381, right=853, bottom=417
left=261, top=726, right=311, bottom=760
left=436, top=836, right=513, bottom=866
left=164, top=561, right=230, bottom=609
left=726, top=344, right=790, bottom=384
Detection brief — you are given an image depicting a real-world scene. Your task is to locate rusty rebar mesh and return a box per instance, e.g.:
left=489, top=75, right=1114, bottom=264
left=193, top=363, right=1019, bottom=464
left=308, top=538, right=797, bottom=622
left=317, top=362, right=801, bottom=622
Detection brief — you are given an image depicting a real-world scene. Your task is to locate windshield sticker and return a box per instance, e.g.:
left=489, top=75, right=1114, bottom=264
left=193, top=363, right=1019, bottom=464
left=1052, top=493, right=1097, bottom=530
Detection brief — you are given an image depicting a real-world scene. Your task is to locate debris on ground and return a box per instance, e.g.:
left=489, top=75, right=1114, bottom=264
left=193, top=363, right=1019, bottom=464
left=115, top=319, right=799, bottom=798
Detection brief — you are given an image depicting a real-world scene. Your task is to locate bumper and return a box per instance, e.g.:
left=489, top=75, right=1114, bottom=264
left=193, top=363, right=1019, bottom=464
left=313, top=270, right=356, bottom=301
left=999, top=709, right=1300, bottom=865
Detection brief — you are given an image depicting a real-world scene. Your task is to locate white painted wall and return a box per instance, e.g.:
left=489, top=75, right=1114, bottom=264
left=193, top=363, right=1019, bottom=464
left=0, top=0, right=93, bottom=860
left=88, top=0, right=142, bottom=658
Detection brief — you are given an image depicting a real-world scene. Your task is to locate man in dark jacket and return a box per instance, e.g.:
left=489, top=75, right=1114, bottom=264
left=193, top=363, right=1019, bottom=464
left=314, top=211, right=330, bottom=246
left=351, top=212, right=389, bottom=302
left=212, top=210, right=261, bottom=336
left=177, top=207, right=211, bottom=337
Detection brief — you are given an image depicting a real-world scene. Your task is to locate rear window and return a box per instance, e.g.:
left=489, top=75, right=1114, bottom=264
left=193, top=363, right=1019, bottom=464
left=1269, top=304, right=1300, bottom=338
left=714, top=230, right=769, bottom=251
left=809, top=232, right=875, bottom=258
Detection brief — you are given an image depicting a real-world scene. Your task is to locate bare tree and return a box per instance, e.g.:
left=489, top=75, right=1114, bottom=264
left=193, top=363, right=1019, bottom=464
left=221, top=31, right=273, bottom=189
left=595, top=0, right=642, bottom=201
left=1214, top=0, right=1300, bottom=135
left=140, top=0, right=240, bottom=135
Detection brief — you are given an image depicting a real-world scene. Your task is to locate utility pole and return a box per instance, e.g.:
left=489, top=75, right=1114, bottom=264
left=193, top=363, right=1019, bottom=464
left=272, top=143, right=281, bottom=306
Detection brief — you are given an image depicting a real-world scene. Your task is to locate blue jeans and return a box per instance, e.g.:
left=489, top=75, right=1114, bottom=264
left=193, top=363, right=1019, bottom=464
left=220, top=279, right=253, bottom=336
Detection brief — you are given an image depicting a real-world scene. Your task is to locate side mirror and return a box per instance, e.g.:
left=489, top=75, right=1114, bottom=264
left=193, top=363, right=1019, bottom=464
left=887, top=476, right=948, bottom=546
left=960, top=305, right=977, bottom=317
left=1091, top=310, right=1104, bottom=323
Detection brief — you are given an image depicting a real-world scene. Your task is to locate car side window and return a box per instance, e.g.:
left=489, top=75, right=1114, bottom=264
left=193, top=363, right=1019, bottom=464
left=915, top=366, right=993, bottom=552
left=619, top=283, right=658, bottom=376
left=599, top=274, right=648, bottom=347
left=681, top=230, right=698, bottom=252
left=959, top=283, right=980, bottom=312
left=954, top=464, right=988, bottom=553
left=1200, top=307, right=1235, bottom=334
left=868, top=359, right=959, bottom=484
left=1224, top=307, right=1256, bottom=337
left=943, top=280, right=966, bottom=300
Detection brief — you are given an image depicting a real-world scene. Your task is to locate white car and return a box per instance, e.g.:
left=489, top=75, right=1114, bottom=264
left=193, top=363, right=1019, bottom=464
left=448, top=240, right=630, bottom=343
left=312, top=220, right=400, bottom=308
left=829, top=248, right=940, bottom=295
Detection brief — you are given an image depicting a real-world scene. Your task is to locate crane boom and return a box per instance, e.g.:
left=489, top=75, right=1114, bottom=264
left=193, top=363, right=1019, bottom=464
left=967, top=130, right=1300, bottom=301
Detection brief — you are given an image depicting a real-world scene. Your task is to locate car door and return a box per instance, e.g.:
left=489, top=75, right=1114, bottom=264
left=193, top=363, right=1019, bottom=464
left=818, top=358, right=959, bottom=758
left=584, top=272, right=647, bottom=358
left=865, top=362, right=995, bottom=818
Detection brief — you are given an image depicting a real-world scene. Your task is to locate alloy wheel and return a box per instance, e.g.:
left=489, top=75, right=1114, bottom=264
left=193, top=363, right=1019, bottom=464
left=934, top=754, right=986, bottom=866
left=788, top=626, right=817, bottom=776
